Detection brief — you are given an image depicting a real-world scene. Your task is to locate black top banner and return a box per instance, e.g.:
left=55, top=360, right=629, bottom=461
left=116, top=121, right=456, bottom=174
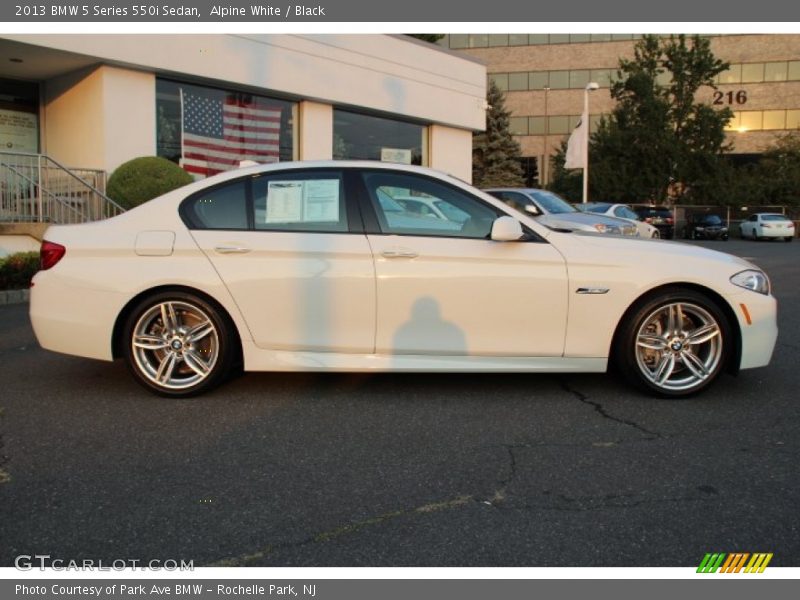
left=3, top=0, right=800, bottom=22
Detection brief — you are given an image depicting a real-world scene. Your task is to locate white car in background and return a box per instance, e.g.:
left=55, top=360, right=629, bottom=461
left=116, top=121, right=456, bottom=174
left=581, top=202, right=661, bottom=238
left=30, top=161, right=776, bottom=399
left=739, top=213, right=795, bottom=242
left=484, top=188, right=639, bottom=237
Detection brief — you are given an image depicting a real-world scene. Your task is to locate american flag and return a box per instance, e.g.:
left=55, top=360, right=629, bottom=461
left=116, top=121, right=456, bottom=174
left=181, top=91, right=281, bottom=177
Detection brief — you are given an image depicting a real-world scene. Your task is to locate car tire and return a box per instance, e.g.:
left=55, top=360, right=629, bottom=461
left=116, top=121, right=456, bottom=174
left=614, top=288, right=731, bottom=398
left=786, top=237, right=794, bottom=243
left=752, top=230, right=759, bottom=241
left=651, top=230, right=660, bottom=239
left=123, top=291, right=235, bottom=397
left=689, top=229, right=696, bottom=240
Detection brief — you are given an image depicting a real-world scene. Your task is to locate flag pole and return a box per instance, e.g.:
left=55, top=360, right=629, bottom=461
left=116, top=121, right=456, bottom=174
left=179, top=88, right=185, bottom=170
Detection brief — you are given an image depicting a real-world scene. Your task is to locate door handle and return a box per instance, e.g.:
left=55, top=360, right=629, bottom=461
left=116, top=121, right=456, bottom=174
left=214, top=245, right=251, bottom=254
left=381, top=247, right=418, bottom=259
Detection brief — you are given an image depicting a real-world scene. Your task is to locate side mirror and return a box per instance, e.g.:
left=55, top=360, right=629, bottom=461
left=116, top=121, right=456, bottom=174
left=491, top=216, right=524, bottom=241
left=524, top=204, right=540, bottom=216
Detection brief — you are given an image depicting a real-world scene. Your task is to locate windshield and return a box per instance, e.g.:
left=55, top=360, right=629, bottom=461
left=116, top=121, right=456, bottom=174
left=529, top=190, right=576, bottom=214
left=700, top=215, right=723, bottom=225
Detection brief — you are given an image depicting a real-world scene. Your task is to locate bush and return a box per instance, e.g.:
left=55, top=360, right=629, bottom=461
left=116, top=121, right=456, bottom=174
left=107, top=156, right=193, bottom=210
left=0, top=252, right=39, bottom=290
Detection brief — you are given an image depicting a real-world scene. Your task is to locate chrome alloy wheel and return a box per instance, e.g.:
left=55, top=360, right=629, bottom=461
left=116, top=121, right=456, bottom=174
left=131, top=300, right=220, bottom=391
left=634, top=302, right=723, bottom=392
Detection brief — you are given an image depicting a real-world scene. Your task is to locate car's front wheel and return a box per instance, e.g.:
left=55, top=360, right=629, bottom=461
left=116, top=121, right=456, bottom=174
left=123, top=292, right=235, bottom=397
left=615, top=289, right=731, bottom=398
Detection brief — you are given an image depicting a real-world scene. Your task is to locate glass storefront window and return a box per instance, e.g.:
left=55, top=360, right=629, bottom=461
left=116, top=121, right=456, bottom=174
left=333, top=109, right=426, bottom=166
left=469, top=34, right=489, bottom=48
left=719, top=65, right=742, bottom=84
left=762, top=110, right=786, bottom=130
left=509, top=117, right=529, bottom=135
left=449, top=34, right=469, bottom=49
left=549, top=71, right=570, bottom=89
left=0, top=78, right=39, bottom=153
left=490, top=73, right=509, bottom=91
left=569, top=70, right=591, bottom=89
left=529, top=72, right=550, bottom=90
left=548, top=116, right=570, bottom=135
left=508, top=72, right=529, bottom=91
left=739, top=111, right=763, bottom=132
left=741, top=63, right=764, bottom=83
left=764, top=62, right=788, bottom=81
left=155, top=79, right=295, bottom=178
left=528, top=117, right=546, bottom=135
left=786, top=110, right=800, bottom=130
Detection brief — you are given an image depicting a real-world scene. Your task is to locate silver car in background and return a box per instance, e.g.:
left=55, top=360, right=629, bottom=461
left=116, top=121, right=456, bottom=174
left=484, top=188, right=639, bottom=237
left=580, top=202, right=661, bottom=238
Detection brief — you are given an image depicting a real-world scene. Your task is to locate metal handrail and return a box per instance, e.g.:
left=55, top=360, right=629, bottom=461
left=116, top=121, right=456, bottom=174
left=0, top=151, right=126, bottom=224
left=0, top=160, right=85, bottom=221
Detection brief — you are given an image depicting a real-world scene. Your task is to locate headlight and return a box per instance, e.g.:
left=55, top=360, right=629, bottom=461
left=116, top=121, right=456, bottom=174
left=730, top=270, right=770, bottom=295
left=593, top=223, right=619, bottom=234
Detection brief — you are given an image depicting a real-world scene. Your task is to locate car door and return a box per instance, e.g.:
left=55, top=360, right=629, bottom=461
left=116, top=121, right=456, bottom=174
left=185, top=169, right=375, bottom=353
left=357, top=170, right=569, bottom=357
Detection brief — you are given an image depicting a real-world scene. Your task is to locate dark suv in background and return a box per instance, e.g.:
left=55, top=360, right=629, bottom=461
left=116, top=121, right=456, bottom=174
left=631, top=205, right=675, bottom=239
left=683, top=213, right=729, bottom=241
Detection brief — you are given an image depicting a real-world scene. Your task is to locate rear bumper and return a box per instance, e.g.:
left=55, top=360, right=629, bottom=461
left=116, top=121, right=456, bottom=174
left=30, top=272, right=125, bottom=361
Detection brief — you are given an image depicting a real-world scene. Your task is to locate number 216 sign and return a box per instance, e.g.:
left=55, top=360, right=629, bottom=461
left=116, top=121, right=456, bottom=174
left=714, top=90, right=748, bottom=105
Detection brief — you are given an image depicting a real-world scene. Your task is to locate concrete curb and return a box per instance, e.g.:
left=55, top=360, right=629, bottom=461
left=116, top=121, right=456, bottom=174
left=0, top=289, right=30, bottom=305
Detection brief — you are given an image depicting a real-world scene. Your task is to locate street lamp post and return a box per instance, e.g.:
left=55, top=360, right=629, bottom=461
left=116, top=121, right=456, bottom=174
left=582, top=82, right=599, bottom=204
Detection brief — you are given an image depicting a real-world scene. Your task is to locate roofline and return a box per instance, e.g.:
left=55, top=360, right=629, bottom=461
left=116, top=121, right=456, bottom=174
left=388, top=34, right=487, bottom=66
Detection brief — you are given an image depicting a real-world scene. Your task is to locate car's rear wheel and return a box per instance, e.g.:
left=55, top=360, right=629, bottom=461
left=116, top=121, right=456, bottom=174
left=615, top=289, right=731, bottom=398
left=124, top=292, right=234, bottom=397
left=752, top=229, right=759, bottom=241
left=785, top=237, right=793, bottom=243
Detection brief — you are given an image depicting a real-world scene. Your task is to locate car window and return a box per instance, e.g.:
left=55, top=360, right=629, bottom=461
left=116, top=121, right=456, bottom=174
left=488, top=191, right=534, bottom=214
left=184, top=180, right=248, bottom=230
left=748, top=215, right=758, bottom=222
left=615, top=206, right=638, bottom=220
left=701, top=215, right=723, bottom=225
left=529, top=190, right=577, bottom=214
left=363, top=172, right=500, bottom=239
left=251, top=171, right=348, bottom=232
left=761, top=214, right=789, bottom=221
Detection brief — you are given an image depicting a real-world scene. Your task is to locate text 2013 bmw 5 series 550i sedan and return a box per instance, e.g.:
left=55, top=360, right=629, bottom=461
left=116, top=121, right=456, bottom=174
left=30, top=161, right=778, bottom=398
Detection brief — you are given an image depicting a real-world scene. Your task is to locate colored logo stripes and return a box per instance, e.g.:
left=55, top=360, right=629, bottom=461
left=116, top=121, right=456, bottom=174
left=697, top=552, right=773, bottom=573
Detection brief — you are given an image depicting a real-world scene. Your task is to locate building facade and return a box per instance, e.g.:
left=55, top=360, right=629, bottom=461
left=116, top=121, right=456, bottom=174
left=442, top=34, right=800, bottom=186
left=0, top=34, right=486, bottom=182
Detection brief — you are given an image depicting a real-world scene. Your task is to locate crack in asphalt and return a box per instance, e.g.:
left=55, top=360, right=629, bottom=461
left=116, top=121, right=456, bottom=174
left=557, top=378, right=663, bottom=439
left=208, top=494, right=475, bottom=566
left=518, top=492, right=699, bottom=513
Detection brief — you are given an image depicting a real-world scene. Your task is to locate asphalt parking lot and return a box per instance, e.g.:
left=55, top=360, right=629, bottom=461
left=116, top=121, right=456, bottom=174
left=0, top=238, right=798, bottom=567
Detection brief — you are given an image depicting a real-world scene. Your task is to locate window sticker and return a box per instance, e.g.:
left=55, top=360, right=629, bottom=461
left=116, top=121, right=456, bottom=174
left=265, top=179, right=340, bottom=224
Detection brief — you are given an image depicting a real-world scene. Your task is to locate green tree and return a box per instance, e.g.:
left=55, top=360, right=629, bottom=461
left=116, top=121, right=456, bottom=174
left=551, top=35, right=732, bottom=204
left=754, top=132, right=800, bottom=208
left=473, top=79, right=525, bottom=188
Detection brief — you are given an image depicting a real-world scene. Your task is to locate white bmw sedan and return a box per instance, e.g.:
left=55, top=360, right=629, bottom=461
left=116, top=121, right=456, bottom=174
left=30, top=161, right=777, bottom=398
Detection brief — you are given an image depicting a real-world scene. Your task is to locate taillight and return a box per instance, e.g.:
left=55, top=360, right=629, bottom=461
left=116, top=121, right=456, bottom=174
left=40, top=240, right=66, bottom=270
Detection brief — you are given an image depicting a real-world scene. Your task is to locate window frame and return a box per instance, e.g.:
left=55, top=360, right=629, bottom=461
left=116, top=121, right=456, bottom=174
left=353, top=170, right=543, bottom=242
left=179, top=168, right=364, bottom=234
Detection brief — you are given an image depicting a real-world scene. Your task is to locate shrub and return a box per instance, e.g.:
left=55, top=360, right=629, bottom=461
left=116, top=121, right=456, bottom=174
left=107, top=156, right=193, bottom=210
left=0, top=251, right=39, bottom=290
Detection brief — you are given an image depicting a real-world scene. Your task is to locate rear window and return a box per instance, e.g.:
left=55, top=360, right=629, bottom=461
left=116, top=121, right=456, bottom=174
left=762, top=214, right=789, bottom=221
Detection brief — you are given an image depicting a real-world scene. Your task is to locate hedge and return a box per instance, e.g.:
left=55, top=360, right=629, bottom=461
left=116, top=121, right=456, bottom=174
left=0, top=252, right=39, bottom=290
left=107, top=156, right=194, bottom=210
